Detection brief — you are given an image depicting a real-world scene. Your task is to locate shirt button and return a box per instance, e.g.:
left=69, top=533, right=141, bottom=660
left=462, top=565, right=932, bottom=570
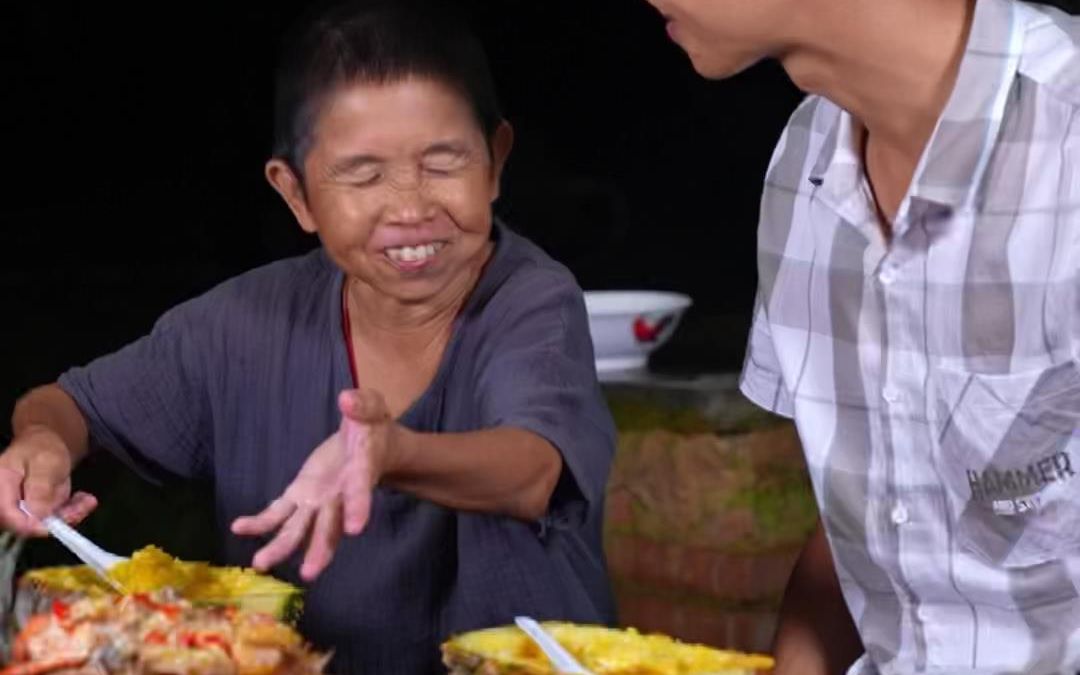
left=878, top=266, right=897, bottom=285
left=890, top=502, right=909, bottom=525
left=882, top=387, right=901, bottom=403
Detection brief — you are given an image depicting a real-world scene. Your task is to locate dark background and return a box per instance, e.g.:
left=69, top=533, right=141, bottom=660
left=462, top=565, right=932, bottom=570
left=0, top=0, right=806, bottom=575
left=3, top=1, right=805, bottom=444
left=7, top=0, right=1080, bottom=436
left=4, top=0, right=1079, bottom=573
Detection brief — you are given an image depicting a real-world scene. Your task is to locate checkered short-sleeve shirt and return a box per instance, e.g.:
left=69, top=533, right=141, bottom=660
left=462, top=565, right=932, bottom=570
left=741, top=0, right=1080, bottom=671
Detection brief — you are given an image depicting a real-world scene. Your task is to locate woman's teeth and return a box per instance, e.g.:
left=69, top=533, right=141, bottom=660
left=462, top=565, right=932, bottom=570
left=386, top=242, right=444, bottom=263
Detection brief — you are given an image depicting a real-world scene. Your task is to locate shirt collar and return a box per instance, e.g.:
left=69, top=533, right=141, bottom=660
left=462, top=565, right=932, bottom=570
left=808, top=0, right=1026, bottom=219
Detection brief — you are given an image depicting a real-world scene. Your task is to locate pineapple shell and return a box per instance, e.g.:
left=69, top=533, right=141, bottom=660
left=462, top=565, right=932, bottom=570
left=441, top=622, right=774, bottom=675
left=15, top=546, right=303, bottom=629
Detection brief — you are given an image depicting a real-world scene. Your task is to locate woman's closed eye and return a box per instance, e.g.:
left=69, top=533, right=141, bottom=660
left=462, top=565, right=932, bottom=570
left=325, top=155, right=384, bottom=188
left=346, top=166, right=382, bottom=187
left=422, top=146, right=471, bottom=175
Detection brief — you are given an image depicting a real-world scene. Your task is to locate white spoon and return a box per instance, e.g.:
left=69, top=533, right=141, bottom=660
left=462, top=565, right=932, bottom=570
left=514, top=616, right=593, bottom=675
left=19, top=500, right=127, bottom=594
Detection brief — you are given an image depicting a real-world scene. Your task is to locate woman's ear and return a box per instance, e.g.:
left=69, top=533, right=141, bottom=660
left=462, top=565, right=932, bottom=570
left=266, top=159, right=319, bottom=234
left=488, top=121, right=514, bottom=201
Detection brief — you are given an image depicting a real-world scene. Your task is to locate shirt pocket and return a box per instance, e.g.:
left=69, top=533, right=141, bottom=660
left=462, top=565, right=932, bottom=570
left=928, top=360, right=1080, bottom=568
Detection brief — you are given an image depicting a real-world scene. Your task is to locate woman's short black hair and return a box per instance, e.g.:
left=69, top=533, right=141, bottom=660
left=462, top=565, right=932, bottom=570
left=272, top=0, right=502, bottom=174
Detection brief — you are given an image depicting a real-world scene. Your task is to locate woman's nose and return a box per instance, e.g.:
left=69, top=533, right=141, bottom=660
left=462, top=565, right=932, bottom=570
left=382, top=167, right=434, bottom=224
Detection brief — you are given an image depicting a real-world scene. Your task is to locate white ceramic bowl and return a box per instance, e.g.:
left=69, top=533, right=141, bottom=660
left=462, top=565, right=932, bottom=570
left=583, top=291, right=693, bottom=372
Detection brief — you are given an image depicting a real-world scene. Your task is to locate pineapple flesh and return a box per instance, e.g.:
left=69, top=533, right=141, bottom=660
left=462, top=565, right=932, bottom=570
left=17, top=546, right=303, bottom=625
left=442, top=622, right=774, bottom=674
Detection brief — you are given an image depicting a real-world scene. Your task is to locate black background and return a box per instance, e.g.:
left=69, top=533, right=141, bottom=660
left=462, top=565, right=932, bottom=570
left=7, top=0, right=1080, bottom=434
left=3, top=1, right=807, bottom=438
left=4, top=0, right=1078, bottom=570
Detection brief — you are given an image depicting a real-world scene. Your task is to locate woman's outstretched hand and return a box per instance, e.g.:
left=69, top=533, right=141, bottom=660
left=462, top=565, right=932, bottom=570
left=231, top=389, right=398, bottom=581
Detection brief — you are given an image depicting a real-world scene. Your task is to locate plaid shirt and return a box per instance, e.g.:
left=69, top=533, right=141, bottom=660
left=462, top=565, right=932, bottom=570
left=740, top=0, right=1080, bottom=672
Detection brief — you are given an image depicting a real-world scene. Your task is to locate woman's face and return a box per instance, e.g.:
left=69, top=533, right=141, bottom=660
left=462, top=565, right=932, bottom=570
left=269, top=77, right=512, bottom=304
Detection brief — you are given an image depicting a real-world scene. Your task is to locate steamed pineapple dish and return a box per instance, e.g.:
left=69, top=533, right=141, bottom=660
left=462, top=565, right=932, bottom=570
left=6, top=546, right=323, bottom=675
left=18, top=546, right=303, bottom=622
left=5, top=592, right=328, bottom=675
left=442, top=622, right=774, bottom=674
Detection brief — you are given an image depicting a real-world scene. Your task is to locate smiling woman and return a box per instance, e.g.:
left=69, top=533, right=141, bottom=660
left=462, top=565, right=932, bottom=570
left=266, top=76, right=513, bottom=311
left=0, top=1, right=616, bottom=673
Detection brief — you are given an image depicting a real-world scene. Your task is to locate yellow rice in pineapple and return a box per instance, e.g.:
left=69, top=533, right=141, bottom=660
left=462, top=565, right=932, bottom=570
left=27, top=546, right=285, bottom=601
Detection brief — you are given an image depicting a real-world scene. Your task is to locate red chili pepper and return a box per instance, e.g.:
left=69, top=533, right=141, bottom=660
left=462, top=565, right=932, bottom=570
left=143, top=630, right=168, bottom=645
left=132, top=593, right=154, bottom=609
left=51, top=600, right=70, bottom=621
left=131, top=594, right=180, bottom=619
left=195, top=634, right=231, bottom=655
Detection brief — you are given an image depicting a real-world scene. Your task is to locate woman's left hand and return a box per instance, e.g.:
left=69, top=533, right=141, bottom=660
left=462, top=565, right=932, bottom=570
left=231, top=388, right=398, bottom=581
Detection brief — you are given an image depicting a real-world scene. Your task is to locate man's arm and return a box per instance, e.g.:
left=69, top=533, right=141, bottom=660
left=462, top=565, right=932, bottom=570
left=773, top=518, right=864, bottom=675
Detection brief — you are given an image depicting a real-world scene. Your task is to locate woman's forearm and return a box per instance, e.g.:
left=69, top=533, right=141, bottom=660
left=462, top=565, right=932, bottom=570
left=386, top=426, right=563, bottom=521
left=12, top=384, right=90, bottom=463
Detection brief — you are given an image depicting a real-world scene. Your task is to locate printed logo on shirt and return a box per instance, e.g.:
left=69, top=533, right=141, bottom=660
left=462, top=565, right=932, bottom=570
left=967, top=451, right=1076, bottom=515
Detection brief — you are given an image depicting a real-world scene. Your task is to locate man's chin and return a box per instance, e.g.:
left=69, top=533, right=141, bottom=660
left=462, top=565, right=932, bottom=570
left=688, top=52, right=763, bottom=80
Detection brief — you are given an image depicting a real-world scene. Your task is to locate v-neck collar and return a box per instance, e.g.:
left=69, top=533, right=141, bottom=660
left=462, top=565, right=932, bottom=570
left=330, top=223, right=510, bottom=424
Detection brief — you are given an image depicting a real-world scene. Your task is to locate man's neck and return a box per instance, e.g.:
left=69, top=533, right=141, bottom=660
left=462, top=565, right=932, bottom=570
left=780, top=0, right=975, bottom=167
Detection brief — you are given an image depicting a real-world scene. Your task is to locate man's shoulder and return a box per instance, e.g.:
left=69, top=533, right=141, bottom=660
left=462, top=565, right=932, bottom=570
left=763, top=95, right=841, bottom=189
left=781, top=94, right=840, bottom=135
left=1018, top=1, right=1080, bottom=109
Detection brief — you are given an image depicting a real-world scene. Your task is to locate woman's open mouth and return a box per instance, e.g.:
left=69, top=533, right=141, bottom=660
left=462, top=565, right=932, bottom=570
left=383, top=241, right=447, bottom=271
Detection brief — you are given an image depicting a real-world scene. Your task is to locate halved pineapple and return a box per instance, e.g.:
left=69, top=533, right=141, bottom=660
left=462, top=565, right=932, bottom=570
left=441, top=622, right=774, bottom=674
left=17, top=546, right=303, bottom=624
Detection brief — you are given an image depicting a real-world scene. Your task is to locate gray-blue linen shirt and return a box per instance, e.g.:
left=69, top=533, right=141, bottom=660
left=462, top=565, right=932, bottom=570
left=58, top=224, right=616, bottom=673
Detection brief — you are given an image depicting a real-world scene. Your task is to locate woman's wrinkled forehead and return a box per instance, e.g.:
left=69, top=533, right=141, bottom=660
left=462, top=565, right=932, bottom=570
left=291, top=74, right=495, bottom=174
left=272, top=2, right=502, bottom=176
left=318, top=78, right=484, bottom=142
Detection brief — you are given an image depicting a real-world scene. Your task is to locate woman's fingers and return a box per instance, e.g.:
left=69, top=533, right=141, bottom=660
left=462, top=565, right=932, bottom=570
left=301, top=501, right=343, bottom=581
left=341, top=421, right=374, bottom=536
left=232, top=498, right=297, bottom=536
left=251, top=505, right=315, bottom=572
left=339, top=389, right=389, bottom=423
left=54, top=492, right=98, bottom=525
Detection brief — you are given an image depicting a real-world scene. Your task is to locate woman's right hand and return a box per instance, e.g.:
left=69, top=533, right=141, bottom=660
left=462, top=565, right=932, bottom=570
left=0, top=425, right=97, bottom=537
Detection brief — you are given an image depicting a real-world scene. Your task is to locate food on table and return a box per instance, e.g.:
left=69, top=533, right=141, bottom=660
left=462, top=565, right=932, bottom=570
left=441, top=622, right=774, bottom=674
left=4, top=592, right=329, bottom=675
left=18, top=546, right=303, bottom=623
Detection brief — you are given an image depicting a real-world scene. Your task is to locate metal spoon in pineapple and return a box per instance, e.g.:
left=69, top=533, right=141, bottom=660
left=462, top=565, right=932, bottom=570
left=18, top=500, right=127, bottom=594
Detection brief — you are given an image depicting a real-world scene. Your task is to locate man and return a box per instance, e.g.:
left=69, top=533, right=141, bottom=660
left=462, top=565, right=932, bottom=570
left=646, top=0, right=1080, bottom=672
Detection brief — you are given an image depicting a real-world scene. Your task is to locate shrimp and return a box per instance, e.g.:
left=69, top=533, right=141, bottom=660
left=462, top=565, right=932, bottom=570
left=0, top=656, right=89, bottom=675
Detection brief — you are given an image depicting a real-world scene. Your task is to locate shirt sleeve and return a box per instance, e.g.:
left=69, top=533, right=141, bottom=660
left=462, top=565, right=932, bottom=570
left=740, top=292, right=795, bottom=418
left=57, top=300, right=213, bottom=483
left=472, top=267, right=616, bottom=532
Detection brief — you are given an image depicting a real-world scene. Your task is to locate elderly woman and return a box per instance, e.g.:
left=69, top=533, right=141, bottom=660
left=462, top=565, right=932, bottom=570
left=0, top=2, right=615, bottom=671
